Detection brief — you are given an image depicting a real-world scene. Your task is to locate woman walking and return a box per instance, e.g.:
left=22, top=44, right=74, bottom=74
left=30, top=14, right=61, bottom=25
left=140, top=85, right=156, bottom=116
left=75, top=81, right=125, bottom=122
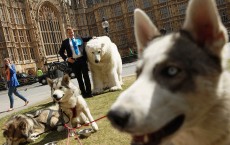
left=4, top=58, right=29, bottom=111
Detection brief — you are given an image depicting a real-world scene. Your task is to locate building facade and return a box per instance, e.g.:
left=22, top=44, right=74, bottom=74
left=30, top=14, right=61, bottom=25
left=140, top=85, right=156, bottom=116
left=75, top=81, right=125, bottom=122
left=0, top=0, right=230, bottom=75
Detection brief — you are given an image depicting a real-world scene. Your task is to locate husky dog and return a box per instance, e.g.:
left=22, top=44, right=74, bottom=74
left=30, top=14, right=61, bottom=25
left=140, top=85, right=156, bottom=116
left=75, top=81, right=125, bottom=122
left=108, top=0, right=230, bottom=145
left=47, top=74, right=98, bottom=136
left=2, top=105, right=62, bottom=145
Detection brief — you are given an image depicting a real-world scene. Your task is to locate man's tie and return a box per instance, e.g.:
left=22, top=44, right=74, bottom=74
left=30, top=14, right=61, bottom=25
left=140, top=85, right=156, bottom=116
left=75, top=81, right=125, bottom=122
left=71, top=38, right=79, bottom=55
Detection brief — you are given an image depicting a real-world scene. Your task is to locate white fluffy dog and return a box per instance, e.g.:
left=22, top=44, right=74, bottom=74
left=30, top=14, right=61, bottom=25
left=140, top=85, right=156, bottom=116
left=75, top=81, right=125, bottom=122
left=86, top=36, right=123, bottom=94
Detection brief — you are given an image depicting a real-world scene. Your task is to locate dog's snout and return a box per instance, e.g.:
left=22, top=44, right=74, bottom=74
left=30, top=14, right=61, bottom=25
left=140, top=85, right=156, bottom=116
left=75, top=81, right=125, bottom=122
left=22, top=132, right=29, bottom=139
left=53, top=94, right=58, bottom=99
left=107, top=109, right=130, bottom=128
left=95, top=60, right=99, bottom=63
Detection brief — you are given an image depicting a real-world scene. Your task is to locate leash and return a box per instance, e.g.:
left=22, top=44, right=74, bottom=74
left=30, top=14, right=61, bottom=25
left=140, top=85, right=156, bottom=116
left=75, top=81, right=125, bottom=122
left=64, top=115, right=107, bottom=145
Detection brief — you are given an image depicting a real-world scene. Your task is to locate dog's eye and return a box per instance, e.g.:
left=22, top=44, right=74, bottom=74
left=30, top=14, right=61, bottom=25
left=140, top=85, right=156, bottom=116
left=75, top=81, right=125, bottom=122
left=59, top=87, right=63, bottom=89
left=168, top=67, right=178, bottom=75
left=92, top=52, right=94, bottom=54
left=162, top=66, right=180, bottom=77
left=98, top=51, right=101, bottom=53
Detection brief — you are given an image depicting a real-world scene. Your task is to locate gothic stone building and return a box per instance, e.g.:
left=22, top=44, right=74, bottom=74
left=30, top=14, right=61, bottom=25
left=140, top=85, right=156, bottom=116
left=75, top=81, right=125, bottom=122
left=0, top=0, right=229, bottom=75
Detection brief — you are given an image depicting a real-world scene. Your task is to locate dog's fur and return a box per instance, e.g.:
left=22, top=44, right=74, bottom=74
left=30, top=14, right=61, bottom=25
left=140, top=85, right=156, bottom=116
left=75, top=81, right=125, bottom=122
left=2, top=105, right=62, bottom=145
left=86, top=36, right=123, bottom=94
left=47, top=74, right=98, bottom=136
left=108, top=0, right=230, bottom=145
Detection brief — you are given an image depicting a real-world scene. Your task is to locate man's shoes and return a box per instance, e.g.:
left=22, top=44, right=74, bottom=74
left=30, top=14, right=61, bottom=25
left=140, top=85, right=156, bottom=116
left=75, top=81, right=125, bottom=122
left=83, top=94, right=93, bottom=98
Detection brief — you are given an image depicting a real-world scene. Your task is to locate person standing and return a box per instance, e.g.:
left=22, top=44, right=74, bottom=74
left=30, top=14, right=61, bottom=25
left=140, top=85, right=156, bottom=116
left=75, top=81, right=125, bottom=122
left=101, top=17, right=109, bottom=35
left=59, top=27, right=94, bottom=98
left=4, top=58, right=29, bottom=111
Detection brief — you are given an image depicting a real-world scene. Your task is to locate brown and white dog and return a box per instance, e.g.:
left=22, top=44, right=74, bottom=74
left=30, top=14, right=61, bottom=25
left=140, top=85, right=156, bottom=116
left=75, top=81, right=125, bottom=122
left=47, top=74, right=98, bottom=136
left=108, top=0, right=230, bottom=145
left=2, top=105, right=62, bottom=145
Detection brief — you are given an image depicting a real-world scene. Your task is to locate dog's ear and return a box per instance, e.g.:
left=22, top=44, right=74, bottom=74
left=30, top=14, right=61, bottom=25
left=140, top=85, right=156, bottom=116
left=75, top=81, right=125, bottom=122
left=134, top=9, right=160, bottom=58
left=183, top=0, right=228, bottom=57
left=2, top=126, right=8, bottom=137
left=47, top=77, right=53, bottom=87
left=62, top=74, right=70, bottom=85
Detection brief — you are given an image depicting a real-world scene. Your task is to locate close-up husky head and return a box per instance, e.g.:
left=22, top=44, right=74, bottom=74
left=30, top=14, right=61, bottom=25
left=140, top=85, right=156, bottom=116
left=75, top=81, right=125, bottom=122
left=108, top=0, right=230, bottom=145
left=47, top=74, right=80, bottom=103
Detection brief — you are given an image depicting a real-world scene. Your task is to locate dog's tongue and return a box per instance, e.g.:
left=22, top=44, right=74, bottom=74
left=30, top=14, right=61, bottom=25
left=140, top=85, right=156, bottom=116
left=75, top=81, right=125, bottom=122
left=131, top=135, right=161, bottom=145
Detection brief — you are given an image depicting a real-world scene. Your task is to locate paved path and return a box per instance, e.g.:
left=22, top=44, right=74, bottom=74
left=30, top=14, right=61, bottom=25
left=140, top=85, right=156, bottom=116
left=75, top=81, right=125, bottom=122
left=0, top=62, right=137, bottom=118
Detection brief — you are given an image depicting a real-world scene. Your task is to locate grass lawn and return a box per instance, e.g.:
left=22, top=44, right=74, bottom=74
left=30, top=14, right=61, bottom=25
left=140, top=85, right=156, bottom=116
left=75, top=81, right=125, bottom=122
left=0, top=75, right=136, bottom=145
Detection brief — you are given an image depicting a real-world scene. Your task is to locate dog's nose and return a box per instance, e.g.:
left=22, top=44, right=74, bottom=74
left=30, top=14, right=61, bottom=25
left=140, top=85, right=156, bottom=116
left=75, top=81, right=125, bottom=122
left=22, top=133, right=29, bottom=138
left=53, top=94, right=58, bottom=99
left=95, top=60, right=99, bottom=63
left=107, top=109, right=130, bottom=128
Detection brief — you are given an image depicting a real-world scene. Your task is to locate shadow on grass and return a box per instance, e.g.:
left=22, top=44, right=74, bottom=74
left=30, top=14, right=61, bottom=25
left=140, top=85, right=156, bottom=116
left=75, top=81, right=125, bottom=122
left=91, top=88, right=120, bottom=97
left=38, top=101, right=55, bottom=108
left=32, top=130, right=68, bottom=145
left=32, top=129, right=93, bottom=145
left=0, top=110, right=8, bottom=114
left=92, top=90, right=109, bottom=96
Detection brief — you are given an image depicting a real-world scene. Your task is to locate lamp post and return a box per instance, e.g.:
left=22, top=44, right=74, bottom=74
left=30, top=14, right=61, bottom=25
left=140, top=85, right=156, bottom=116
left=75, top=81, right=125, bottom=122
left=101, top=17, right=109, bottom=36
left=48, top=12, right=59, bottom=62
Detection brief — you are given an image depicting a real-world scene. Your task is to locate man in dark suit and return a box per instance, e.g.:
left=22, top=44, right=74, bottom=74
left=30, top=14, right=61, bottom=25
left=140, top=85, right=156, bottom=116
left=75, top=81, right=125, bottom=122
left=59, top=27, right=93, bottom=98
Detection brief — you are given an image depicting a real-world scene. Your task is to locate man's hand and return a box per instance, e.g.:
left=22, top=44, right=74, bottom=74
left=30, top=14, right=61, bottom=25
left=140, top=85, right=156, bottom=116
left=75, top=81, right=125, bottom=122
left=67, top=57, right=75, bottom=63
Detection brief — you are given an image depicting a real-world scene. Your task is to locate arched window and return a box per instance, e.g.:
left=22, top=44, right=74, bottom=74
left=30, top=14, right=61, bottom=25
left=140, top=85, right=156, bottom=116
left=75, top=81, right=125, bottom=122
left=38, top=5, right=62, bottom=57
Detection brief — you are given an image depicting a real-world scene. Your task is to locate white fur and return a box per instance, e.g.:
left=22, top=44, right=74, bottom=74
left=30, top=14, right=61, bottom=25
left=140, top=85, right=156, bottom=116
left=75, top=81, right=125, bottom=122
left=86, top=36, right=123, bottom=94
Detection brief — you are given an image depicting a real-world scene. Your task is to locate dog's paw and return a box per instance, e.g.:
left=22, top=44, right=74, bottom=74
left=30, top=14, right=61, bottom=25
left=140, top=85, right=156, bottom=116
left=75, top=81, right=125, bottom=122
left=91, top=122, right=99, bottom=131
left=109, top=86, right=122, bottom=91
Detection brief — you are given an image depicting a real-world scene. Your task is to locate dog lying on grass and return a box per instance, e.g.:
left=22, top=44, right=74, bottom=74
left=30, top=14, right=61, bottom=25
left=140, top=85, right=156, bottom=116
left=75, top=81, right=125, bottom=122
left=2, top=105, right=62, bottom=145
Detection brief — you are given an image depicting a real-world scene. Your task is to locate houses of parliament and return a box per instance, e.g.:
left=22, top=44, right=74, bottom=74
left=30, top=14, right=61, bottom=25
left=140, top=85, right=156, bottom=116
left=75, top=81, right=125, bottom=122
left=0, top=0, right=229, bottom=75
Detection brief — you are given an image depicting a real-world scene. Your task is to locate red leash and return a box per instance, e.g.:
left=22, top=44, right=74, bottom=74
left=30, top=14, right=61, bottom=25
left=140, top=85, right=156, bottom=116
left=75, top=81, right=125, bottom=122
left=64, top=115, right=107, bottom=145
